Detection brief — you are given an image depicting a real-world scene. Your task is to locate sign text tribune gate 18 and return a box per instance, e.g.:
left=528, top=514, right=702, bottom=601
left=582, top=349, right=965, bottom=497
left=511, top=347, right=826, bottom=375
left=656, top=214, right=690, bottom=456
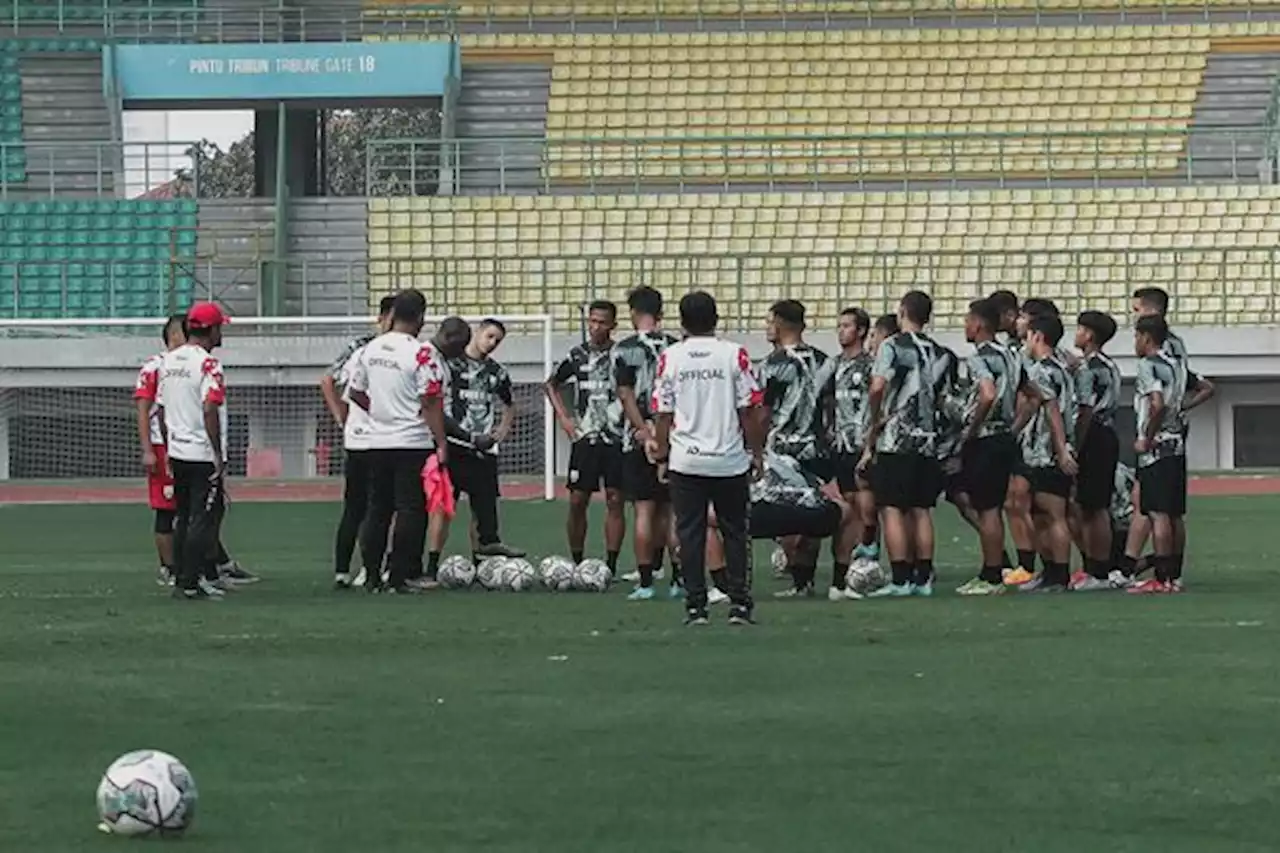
left=104, top=42, right=456, bottom=105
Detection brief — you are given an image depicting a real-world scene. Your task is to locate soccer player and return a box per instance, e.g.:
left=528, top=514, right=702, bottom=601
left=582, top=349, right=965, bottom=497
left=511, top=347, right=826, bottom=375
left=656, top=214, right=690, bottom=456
left=815, top=306, right=879, bottom=600
left=1013, top=313, right=1078, bottom=592
left=1070, top=310, right=1124, bottom=591
left=136, top=314, right=258, bottom=590
left=544, top=300, right=626, bottom=573
left=322, top=295, right=395, bottom=589
left=862, top=290, right=945, bottom=597
left=987, top=289, right=1020, bottom=346
left=1129, top=315, right=1192, bottom=594
left=156, top=302, right=231, bottom=601
left=652, top=290, right=763, bottom=626
left=869, top=313, right=899, bottom=352
left=429, top=318, right=525, bottom=572
left=1120, top=288, right=1215, bottom=588
left=760, top=299, right=830, bottom=597
left=347, top=290, right=450, bottom=595
left=954, top=299, right=1021, bottom=596
left=614, top=286, right=680, bottom=601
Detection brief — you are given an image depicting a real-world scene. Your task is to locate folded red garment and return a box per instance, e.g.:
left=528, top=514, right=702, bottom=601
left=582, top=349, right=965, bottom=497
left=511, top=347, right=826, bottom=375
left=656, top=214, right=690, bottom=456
left=422, top=453, right=456, bottom=518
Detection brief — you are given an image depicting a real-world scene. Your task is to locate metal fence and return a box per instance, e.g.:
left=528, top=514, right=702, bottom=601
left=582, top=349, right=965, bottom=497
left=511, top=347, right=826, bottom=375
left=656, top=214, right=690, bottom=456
left=0, top=141, right=201, bottom=199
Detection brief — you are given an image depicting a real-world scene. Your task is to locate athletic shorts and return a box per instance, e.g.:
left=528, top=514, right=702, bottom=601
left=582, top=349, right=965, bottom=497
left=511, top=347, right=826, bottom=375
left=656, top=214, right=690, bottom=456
left=567, top=440, right=623, bottom=494
left=800, top=456, right=834, bottom=486
left=147, top=443, right=176, bottom=511
left=960, top=433, right=1018, bottom=512
left=750, top=500, right=842, bottom=540
left=622, top=448, right=669, bottom=503
left=1076, top=425, right=1120, bottom=512
left=870, top=452, right=941, bottom=510
left=833, top=450, right=865, bottom=494
left=1027, top=466, right=1073, bottom=499
left=1137, top=456, right=1188, bottom=517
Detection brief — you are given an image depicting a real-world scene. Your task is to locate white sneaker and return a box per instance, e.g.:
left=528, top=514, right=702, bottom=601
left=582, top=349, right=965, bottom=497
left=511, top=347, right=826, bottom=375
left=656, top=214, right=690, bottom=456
left=620, top=568, right=666, bottom=583
left=352, top=567, right=367, bottom=588
left=197, top=577, right=226, bottom=598
left=1070, top=574, right=1115, bottom=592
left=707, top=587, right=729, bottom=605
left=827, top=586, right=847, bottom=602
left=842, top=587, right=864, bottom=600
left=1107, top=569, right=1134, bottom=589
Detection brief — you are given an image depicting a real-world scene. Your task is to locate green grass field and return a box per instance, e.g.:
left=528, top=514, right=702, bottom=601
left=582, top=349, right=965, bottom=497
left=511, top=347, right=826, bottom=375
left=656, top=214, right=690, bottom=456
left=2, top=496, right=1279, bottom=852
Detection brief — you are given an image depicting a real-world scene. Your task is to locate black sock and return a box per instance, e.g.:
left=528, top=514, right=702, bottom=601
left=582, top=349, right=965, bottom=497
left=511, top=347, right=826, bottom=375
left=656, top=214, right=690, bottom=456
left=798, top=564, right=816, bottom=589
left=638, top=563, right=655, bottom=588
left=1046, top=561, right=1069, bottom=586
left=605, top=550, right=619, bottom=573
left=1001, top=551, right=1014, bottom=570
left=979, top=564, right=1003, bottom=584
left=669, top=558, right=682, bottom=585
left=861, top=525, right=879, bottom=547
left=914, top=559, right=934, bottom=587
left=1016, top=549, right=1036, bottom=572
left=890, top=560, right=912, bottom=586
left=832, top=561, right=849, bottom=590
left=1087, top=557, right=1110, bottom=580
left=1171, top=552, right=1184, bottom=581
left=426, top=551, right=441, bottom=579
left=1153, top=555, right=1173, bottom=583
left=571, top=550, right=584, bottom=565
left=710, top=567, right=727, bottom=592
left=1117, top=553, right=1137, bottom=577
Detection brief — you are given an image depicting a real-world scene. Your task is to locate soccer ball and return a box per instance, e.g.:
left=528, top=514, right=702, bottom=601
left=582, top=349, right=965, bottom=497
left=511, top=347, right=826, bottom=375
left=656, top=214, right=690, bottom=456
left=770, top=544, right=788, bottom=578
left=96, top=749, right=197, bottom=837
left=846, top=559, right=888, bottom=597
left=539, top=556, right=576, bottom=592
left=437, top=555, right=476, bottom=589
left=476, top=557, right=509, bottom=590
left=573, top=558, right=610, bottom=592
left=503, top=558, right=536, bottom=591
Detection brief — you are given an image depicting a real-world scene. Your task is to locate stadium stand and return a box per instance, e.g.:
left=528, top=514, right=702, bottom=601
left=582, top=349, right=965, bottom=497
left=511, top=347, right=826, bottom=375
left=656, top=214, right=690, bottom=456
left=0, top=0, right=197, bottom=25
left=448, top=0, right=1280, bottom=17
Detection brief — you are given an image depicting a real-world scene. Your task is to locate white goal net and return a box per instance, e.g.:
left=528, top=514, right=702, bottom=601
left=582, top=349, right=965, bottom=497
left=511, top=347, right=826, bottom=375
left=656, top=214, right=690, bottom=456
left=0, top=314, right=556, bottom=501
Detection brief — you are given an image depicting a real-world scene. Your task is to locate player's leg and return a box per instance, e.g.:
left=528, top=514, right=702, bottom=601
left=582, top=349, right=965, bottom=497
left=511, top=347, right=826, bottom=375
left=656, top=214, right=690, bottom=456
left=957, top=436, right=1014, bottom=596
left=1130, top=458, right=1182, bottom=594
left=153, top=510, right=176, bottom=586
left=1171, top=457, right=1189, bottom=587
left=853, top=460, right=880, bottom=562
left=386, top=448, right=431, bottom=592
left=707, top=472, right=753, bottom=623
left=668, top=471, right=712, bottom=623
left=471, top=452, right=523, bottom=558
left=602, top=444, right=626, bottom=574
left=360, top=450, right=396, bottom=592
left=147, top=442, right=177, bottom=586
left=1026, top=472, right=1072, bottom=591
left=1072, top=428, right=1119, bottom=591
left=868, top=454, right=916, bottom=596
left=623, top=449, right=663, bottom=598
left=908, top=455, right=940, bottom=595
left=565, top=439, right=596, bottom=563
left=1005, top=468, right=1036, bottom=584
left=827, top=499, right=859, bottom=599
left=1120, top=479, right=1152, bottom=579
left=178, top=460, right=223, bottom=599
left=334, top=448, right=370, bottom=588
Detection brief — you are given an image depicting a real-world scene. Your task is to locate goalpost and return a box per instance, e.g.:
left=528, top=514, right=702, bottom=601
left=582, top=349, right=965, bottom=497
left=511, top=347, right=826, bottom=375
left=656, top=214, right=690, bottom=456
left=0, top=314, right=557, bottom=501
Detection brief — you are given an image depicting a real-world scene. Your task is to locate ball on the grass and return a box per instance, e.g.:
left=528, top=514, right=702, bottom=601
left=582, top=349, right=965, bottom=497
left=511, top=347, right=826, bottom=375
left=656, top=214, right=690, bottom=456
left=573, top=558, right=610, bottom=592
left=96, top=749, right=197, bottom=837
left=437, top=555, right=476, bottom=589
left=476, top=557, right=509, bottom=590
left=539, top=556, right=575, bottom=592
left=846, top=559, right=888, bottom=596
left=770, top=544, right=788, bottom=577
left=503, top=558, right=536, bottom=591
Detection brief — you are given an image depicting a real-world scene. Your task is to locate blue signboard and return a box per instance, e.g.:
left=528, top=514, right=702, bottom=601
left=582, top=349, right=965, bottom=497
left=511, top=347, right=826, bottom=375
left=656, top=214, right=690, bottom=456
left=107, top=41, right=454, bottom=102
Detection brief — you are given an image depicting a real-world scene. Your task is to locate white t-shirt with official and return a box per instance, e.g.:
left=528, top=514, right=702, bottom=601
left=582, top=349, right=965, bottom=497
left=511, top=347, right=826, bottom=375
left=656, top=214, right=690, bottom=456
left=157, top=343, right=228, bottom=464
left=339, top=343, right=376, bottom=451
left=348, top=332, right=447, bottom=450
left=652, top=335, right=762, bottom=477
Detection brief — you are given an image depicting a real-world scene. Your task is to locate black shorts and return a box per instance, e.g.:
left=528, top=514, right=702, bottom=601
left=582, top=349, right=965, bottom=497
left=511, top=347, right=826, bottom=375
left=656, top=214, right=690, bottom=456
left=450, top=451, right=499, bottom=500
left=800, top=456, right=834, bottom=485
left=622, top=448, right=669, bottom=503
left=567, top=440, right=623, bottom=494
left=833, top=450, right=865, bottom=494
left=870, top=452, right=941, bottom=510
left=751, top=501, right=842, bottom=540
left=1138, top=456, right=1188, bottom=517
left=960, top=433, right=1018, bottom=512
left=1076, top=425, right=1120, bottom=512
left=1027, top=466, right=1073, bottom=499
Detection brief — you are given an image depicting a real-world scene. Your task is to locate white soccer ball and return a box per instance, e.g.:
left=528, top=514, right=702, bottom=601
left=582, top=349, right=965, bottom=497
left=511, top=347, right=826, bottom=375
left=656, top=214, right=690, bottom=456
left=476, top=557, right=509, bottom=590
left=503, top=558, right=536, bottom=591
left=573, top=558, right=610, bottom=592
left=96, top=749, right=197, bottom=837
left=846, top=558, right=888, bottom=597
left=539, top=556, right=576, bottom=592
left=770, top=544, right=788, bottom=577
left=437, top=555, right=475, bottom=589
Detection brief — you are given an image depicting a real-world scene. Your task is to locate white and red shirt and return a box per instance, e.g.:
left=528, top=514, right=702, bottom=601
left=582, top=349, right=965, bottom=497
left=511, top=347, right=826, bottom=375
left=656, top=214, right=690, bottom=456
left=652, top=336, right=762, bottom=477
left=156, top=343, right=228, bottom=463
left=133, top=352, right=165, bottom=446
left=348, top=332, right=447, bottom=450
left=340, top=342, right=376, bottom=451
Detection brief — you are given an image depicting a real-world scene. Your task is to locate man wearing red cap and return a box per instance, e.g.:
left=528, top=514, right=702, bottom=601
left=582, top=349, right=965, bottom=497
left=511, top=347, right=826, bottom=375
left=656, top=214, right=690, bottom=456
left=156, top=301, right=231, bottom=600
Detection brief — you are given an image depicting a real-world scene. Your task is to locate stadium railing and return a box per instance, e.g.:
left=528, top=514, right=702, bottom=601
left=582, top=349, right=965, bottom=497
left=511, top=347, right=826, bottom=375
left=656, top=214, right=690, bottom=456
left=368, top=126, right=1269, bottom=194
left=0, top=140, right=200, bottom=199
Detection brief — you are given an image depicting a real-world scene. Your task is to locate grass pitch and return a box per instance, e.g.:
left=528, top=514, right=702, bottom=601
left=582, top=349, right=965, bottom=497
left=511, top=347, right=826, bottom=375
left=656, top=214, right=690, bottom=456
left=1, top=496, right=1278, bottom=852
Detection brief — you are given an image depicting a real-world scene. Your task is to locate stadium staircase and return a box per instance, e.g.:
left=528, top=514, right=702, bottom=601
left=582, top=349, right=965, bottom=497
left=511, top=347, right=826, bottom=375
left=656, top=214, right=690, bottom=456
left=1185, top=50, right=1280, bottom=181
left=16, top=50, right=115, bottom=198
left=453, top=60, right=552, bottom=195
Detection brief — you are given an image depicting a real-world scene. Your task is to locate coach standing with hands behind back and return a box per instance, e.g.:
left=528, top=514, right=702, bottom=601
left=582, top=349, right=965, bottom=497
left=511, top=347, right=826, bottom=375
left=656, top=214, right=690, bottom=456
left=652, top=291, right=765, bottom=627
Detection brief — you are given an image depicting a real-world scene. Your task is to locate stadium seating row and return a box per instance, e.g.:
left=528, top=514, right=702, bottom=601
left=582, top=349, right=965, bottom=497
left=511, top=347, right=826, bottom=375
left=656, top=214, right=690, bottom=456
left=444, top=0, right=1280, bottom=18
left=366, top=186, right=1280, bottom=327
left=0, top=199, right=198, bottom=318
left=0, top=0, right=196, bottom=24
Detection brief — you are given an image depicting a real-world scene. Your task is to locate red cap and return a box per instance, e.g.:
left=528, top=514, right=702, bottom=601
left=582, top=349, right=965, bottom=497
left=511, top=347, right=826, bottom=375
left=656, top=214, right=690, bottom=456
left=187, top=302, right=230, bottom=329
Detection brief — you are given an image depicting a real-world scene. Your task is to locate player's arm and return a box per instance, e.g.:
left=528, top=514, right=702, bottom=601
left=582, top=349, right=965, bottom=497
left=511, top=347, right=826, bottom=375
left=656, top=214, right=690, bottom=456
left=347, top=348, right=371, bottom=413
left=417, top=346, right=449, bottom=463
left=320, top=372, right=348, bottom=427
left=491, top=368, right=516, bottom=444
left=733, top=346, right=766, bottom=475
left=133, top=364, right=159, bottom=471
left=614, top=352, right=650, bottom=441
left=1073, top=368, right=1096, bottom=449
left=1135, top=360, right=1165, bottom=454
left=860, top=342, right=896, bottom=465
left=201, top=358, right=227, bottom=479
left=1044, top=399, right=1076, bottom=475
left=1183, top=370, right=1215, bottom=412
left=963, top=354, right=996, bottom=443
left=651, top=350, right=674, bottom=462
left=543, top=355, right=580, bottom=438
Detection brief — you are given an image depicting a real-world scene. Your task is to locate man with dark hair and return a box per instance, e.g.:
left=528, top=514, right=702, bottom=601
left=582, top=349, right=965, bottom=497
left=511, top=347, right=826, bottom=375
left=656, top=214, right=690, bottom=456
left=1128, top=315, right=1191, bottom=594
left=1070, top=310, right=1124, bottom=591
left=862, top=290, right=945, bottom=597
left=652, top=290, right=763, bottom=626
left=322, top=294, right=396, bottom=589
left=760, top=299, right=830, bottom=597
left=815, top=306, right=878, bottom=600
left=955, top=298, right=1021, bottom=596
left=870, top=314, right=899, bottom=350
left=348, top=289, right=450, bottom=594
left=544, top=299, right=627, bottom=574
left=987, top=290, right=1019, bottom=345
left=156, top=302, right=232, bottom=600
left=429, top=318, right=525, bottom=574
left=1013, top=313, right=1078, bottom=592
left=614, top=286, right=680, bottom=601
left=1131, top=287, right=1170, bottom=317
